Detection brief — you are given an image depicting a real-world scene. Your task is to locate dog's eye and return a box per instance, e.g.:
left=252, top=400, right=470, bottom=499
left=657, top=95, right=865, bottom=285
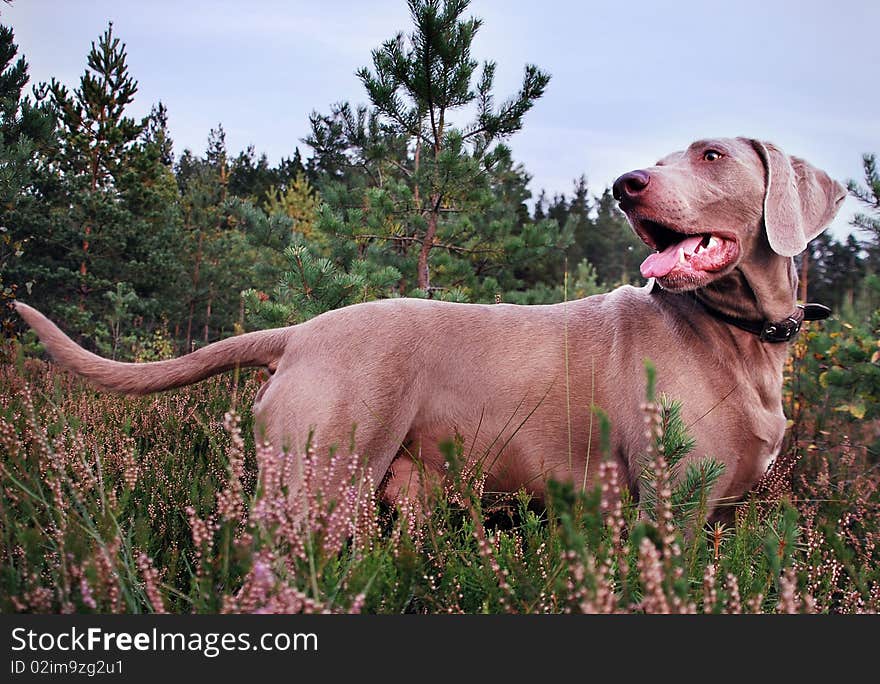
left=703, top=150, right=723, bottom=162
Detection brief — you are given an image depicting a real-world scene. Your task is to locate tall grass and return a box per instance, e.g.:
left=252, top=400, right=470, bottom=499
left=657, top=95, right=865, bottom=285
left=1, top=320, right=878, bottom=613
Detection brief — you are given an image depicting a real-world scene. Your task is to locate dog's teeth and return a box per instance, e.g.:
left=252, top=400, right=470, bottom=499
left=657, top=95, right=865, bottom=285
left=678, top=247, right=686, bottom=264
left=707, top=236, right=720, bottom=250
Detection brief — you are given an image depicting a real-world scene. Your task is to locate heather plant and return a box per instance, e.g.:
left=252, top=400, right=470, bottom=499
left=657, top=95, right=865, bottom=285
left=1, top=316, right=879, bottom=613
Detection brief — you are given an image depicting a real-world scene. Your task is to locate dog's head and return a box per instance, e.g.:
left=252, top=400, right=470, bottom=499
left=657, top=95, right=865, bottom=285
left=612, top=137, right=846, bottom=294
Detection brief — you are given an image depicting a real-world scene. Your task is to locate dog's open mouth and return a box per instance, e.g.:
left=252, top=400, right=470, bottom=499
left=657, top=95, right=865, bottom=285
left=634, top=219, right=739, bottom=280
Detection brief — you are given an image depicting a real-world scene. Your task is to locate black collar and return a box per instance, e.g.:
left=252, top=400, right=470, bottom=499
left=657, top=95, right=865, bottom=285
left=692, top=296, right=831, bottom=343
left=645, top=278, right=832, bottom=343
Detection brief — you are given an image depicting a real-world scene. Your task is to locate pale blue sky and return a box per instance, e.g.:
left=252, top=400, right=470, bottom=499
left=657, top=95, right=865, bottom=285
left=5, top=0, right=879, bottom=237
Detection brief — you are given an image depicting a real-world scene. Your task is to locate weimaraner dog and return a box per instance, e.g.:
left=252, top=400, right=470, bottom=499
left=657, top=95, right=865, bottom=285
left=15, top=138, right=845, bottom=517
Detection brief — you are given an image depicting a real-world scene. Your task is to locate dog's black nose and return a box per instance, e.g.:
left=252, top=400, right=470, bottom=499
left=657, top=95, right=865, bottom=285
left=612, top=170, right=651, bottom=201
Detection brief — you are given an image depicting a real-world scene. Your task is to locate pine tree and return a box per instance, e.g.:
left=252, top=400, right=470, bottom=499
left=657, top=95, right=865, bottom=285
left=142, top=101, right=174, bottom=167
left=11, top=23, right=185, bottom=347
left=536, top=180, right=647, bottom=289
left=176, top=127, right=291, bottom=346
left=849, top=153, right=880, bottom=233
left=48, top=22, right=142, bottom=188
left=356, top=0, right=550, bottom=291
left=276, top=149, right=307, bottom=187
left=242, top=240, right=402, bottom=327
left=0, top=24, right=55, bottom=334
left=176, top=129, right=229, bottom=347
left=45, top=22, right=145, bottom=309
left=264, top=172, right=320, bottom=238
left=112, top=103, right=187, bottom=332
left=591, top=187, right=647, bottom=286
left=205, top=124, right=229, bottom=201
left=533, top=189, right=547, bottom=221
left=804, top=232, right=867, bottom=314
left=0, top=25, right=54, bottom=204
left=547, top=192, right=569, bottom=229
left=229, top=145, right=275, bottom=202
left=849, top=153, right=880, bottom=279
left=565, top=175, right=591, bottom=267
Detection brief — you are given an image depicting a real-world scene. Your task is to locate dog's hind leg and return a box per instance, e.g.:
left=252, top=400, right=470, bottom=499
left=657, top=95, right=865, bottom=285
left=252, top=365, right=419, bottom=505
left=379, top=452, right=444, bottom=519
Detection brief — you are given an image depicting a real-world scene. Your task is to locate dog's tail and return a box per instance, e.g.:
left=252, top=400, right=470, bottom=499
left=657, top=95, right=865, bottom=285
left=15, top=302, right=289, bottom=395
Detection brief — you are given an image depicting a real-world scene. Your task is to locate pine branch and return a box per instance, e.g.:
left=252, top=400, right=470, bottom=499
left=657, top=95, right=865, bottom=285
left=338, top=232, right=501, bottom=255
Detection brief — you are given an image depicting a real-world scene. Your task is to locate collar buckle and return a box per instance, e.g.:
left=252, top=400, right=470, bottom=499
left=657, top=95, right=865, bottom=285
left=760, top=315, right=802, bottom=343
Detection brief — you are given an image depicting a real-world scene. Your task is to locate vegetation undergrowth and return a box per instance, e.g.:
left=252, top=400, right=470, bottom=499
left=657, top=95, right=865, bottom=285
left=2, top=311, right=878, bottom=614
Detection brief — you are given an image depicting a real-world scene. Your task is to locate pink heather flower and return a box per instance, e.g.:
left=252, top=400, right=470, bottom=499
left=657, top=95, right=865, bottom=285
left=137, top=553, right=167, bottom=614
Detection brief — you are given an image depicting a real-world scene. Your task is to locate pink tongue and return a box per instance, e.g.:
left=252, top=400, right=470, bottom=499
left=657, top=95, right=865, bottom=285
left=640, top=235, right=704, bottom=278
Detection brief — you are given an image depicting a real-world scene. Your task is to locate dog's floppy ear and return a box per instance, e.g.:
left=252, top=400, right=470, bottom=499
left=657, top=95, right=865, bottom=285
left=749, top=140, right=847, bottom=257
